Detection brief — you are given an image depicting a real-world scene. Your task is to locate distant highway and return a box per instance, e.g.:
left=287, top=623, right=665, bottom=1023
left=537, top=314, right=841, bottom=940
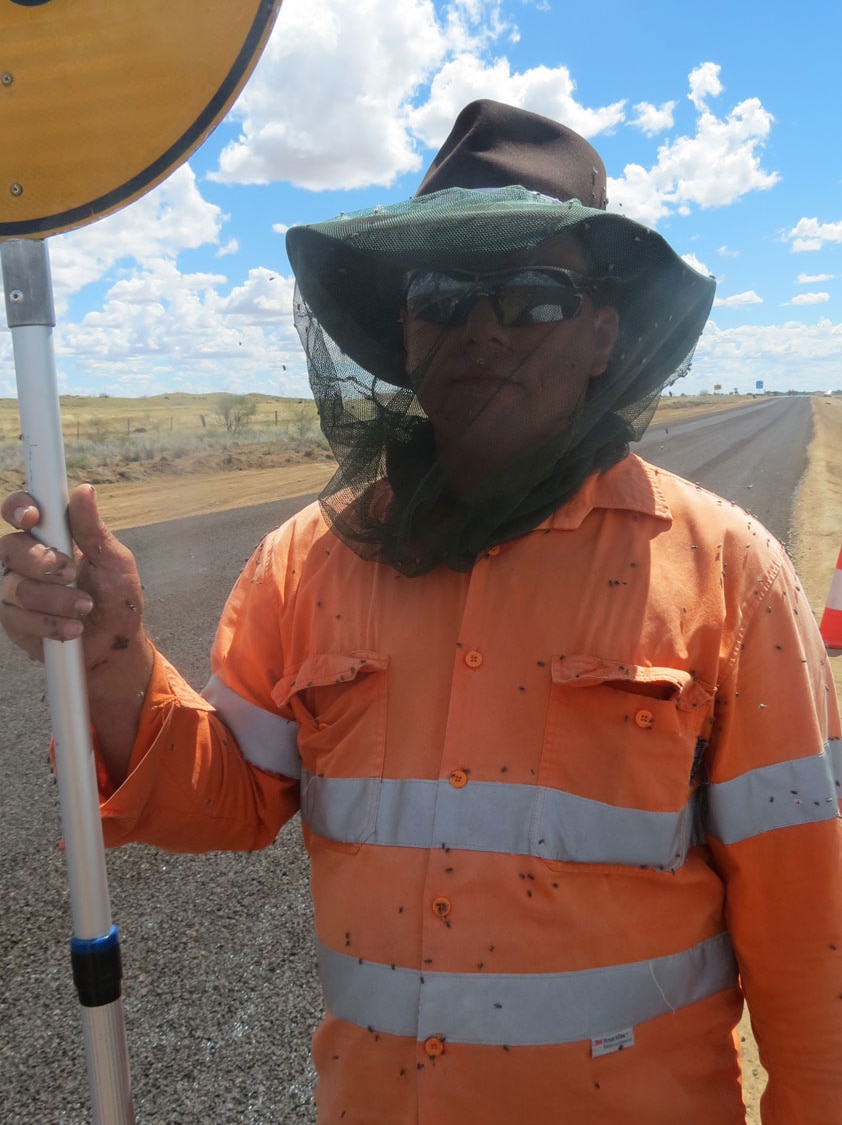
left=636, top=395, right=812, bottom=545
left=0, top=395, right=812, bottom=1123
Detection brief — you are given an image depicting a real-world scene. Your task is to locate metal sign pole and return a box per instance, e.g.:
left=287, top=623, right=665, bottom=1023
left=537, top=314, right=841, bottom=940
left=1, top=4, right=282, bottom=1116
left=1, top=238, right=134, bottom=1125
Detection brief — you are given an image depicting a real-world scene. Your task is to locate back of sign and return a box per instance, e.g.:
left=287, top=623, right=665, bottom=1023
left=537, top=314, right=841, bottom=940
left=0, top=0, right=281, bottom=238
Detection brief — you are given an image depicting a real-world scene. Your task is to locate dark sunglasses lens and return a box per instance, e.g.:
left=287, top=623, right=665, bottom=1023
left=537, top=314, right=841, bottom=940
left=495, top=284, right=583, bottom=325
left=406, top=294, right=471, bottom=324
left=405, top=270, right=585, bottom=326
left=406, top=273, right=466, bottom=324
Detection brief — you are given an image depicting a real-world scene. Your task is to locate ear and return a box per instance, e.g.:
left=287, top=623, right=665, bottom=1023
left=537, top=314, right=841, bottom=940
left=589, top=304, right=619, bottom=378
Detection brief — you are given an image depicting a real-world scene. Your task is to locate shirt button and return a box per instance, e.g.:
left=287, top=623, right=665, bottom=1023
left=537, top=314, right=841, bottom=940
left=449, top=769, right=468, bottom=789
left=424, top=1035, right=445, bottom=1058
left=634, top=709, right=655, bottom=729
left=432, top=896, right=452, bottom=918
left=465, top=650, right=483, bottom=668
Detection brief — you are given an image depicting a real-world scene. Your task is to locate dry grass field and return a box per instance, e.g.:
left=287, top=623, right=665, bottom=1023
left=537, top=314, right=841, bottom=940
left=0, top=390, right=320, bottom=444
left=0, top=390, right=772, bottom=511
left=2, top=390, right=840, bottom=1122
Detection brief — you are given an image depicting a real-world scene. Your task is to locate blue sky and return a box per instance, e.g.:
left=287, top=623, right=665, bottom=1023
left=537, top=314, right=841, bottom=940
left=2, top=0, right=841, bottom=399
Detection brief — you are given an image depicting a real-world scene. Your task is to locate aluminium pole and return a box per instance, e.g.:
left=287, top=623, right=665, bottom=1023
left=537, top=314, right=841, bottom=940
left=1, top=238, right=134, bottom=1124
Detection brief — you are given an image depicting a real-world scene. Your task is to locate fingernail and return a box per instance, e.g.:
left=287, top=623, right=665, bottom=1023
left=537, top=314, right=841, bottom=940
left=45, top=551, right=75, bottom=581
left=75, top=594, right=94, bottom=615
left=65, top=620, right=84, bottom=639
left=13, top=506, right=34, bottom=526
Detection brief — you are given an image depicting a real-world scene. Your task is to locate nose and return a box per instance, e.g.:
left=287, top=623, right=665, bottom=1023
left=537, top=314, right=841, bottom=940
left=461, top=295, right=507, bottom=343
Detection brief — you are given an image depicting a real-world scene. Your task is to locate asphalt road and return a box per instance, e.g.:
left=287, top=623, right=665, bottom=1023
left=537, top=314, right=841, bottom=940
left=0, top=395, right=812, bottom=1123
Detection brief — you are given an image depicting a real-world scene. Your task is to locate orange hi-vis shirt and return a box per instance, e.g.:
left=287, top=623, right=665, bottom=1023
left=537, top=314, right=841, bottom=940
left=100, top=455, right=842, bottom=1125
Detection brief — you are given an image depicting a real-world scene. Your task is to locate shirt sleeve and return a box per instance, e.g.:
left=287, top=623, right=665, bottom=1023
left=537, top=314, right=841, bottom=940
left=98, top=531, right=302, bottom=854
left=706, top=550, right=842, bottom=1124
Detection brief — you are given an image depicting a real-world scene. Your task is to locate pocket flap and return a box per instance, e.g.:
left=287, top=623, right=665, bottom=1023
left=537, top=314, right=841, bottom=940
left=272, top=651, right=389, bottom=710
left=550, top=655, right=712, bottom=712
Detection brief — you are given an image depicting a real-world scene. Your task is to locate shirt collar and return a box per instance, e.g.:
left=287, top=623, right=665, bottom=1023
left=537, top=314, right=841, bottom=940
left=537, top=454, right=673, bottom=532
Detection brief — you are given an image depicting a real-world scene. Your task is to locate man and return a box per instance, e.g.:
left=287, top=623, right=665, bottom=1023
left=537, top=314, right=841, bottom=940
left=2, top=100, right=841, bottom=1123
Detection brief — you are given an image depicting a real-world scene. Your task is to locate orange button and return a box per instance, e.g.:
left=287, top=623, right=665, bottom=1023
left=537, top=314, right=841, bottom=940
left=449, top=769, right=468, bottom=789
left=487, top=545, right=501, bottom=557
left=424, top=1035, right=445, bottom=1058
left=465, top=650, right=483, bottom=668
left=634, top=709, right=655, bottom=730
left=432, top=896, right=452, bottom=918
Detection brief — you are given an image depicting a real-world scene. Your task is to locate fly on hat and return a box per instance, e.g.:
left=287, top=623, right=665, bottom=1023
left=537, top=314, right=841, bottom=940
left=285, top=100, right=716, bottom=575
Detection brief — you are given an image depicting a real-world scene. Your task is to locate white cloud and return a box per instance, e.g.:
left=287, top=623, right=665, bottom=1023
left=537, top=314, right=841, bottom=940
left=49, top=165, right=224, bottom=312
left=609, top=89, right=778, bottom=227
left=688, top=62, right=724, bottom=110
left=797, top=272, right=835, bottom=284
left=219, top=268, right=294, bottom=324
left=210, top=0, right=449, bottom=190
left=210, top=0, right=625, bottom=192
left=713, top=291, right=763, bottom=308
left=630, top=100, right=676, bottom=137
left=786, top=217, right=842, bottom=253
left=407, top=55, right=625, bottom=147
left=786, top=291, right=830, bottom=306
left=51, top=260, right=306, bottom=397
left=207, top=8, right=773, bottom=240
left=216, top=239, right=240, bottom=258
left=682, top=252, right=712, bottom=276
left=718, top=246, right=739, bottom=258
left=688, top=317, right=842, bottom=394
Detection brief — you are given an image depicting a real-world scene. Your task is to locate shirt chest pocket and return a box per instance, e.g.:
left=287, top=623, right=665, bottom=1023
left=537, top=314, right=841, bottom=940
left=273, top=652, right=389, bottom=850
left=533, top=655, right=713, bottom=870
left=273, top=651, right=389, bottom=777
left=540, top=654, right=713, bottom=808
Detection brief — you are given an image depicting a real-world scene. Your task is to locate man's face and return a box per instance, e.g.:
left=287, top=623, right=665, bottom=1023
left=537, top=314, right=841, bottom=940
left=401, top=238, right=619, bottom=499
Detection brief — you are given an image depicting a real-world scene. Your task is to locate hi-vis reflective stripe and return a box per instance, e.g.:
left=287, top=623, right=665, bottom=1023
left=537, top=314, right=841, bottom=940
left=706, top=740, right=842, bottom=846
left=202, top=674, right=301, bottom=778
left=301, top=772, right=701, bottom=869
left=317, top=933, right=738, bottom=1046
left=301, top=741, right=842, bottom=867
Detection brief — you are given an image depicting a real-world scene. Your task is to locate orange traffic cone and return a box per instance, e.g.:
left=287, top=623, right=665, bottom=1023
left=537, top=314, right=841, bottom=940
left=820, top=545, right=842, bottom=650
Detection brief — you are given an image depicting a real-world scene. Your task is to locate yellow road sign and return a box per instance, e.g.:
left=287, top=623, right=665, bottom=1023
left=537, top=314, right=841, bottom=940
left=0, top=0, right=282, bottom=238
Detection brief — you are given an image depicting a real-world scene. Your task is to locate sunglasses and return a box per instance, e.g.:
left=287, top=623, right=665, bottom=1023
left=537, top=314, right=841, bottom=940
left=404, top=267, right=593, bottom=328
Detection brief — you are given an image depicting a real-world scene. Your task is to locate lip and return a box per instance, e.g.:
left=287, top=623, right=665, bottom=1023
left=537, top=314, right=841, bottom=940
left=447, top=370, right=516, bottom=389
left=440, top=356, right=514, bottom=382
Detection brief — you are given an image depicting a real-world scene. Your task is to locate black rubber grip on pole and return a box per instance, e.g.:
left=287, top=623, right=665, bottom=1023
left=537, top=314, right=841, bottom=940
left=70, top=925, right=123, bottom=1008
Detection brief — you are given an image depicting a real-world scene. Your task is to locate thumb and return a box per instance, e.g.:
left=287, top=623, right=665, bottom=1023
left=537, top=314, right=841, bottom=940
left=66, top=484, right=122, bottom=566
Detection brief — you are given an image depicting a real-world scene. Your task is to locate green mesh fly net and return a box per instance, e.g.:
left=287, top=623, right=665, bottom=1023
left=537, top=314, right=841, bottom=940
left=287, top=187, right=715, bottom=576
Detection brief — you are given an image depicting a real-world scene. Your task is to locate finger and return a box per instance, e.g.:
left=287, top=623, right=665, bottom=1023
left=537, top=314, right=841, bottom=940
left=1, top=490, right=41, bottom=532
left=0, top=531, right=77, bottom=585
left=0, top=600, right=86, bottom=656
left=1, top=569, right=93, bottom=617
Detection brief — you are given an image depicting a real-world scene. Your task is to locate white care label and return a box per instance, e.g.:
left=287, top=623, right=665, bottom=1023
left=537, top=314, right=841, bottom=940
left=591, top=1028, right=635, bottom=1058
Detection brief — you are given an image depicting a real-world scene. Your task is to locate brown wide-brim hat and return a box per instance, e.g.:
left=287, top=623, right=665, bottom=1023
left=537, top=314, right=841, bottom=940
left=286, top=100, right=715, bottom=398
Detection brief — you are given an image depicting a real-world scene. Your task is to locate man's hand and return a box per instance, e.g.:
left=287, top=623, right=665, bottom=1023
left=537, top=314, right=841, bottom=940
left=0, top=484, right=154, bottom=786
left=1, top=484, right=143, bottom=663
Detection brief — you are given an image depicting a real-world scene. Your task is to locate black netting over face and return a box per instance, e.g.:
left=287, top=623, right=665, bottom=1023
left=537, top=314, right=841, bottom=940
left=288, top=188, right=715, bottom=576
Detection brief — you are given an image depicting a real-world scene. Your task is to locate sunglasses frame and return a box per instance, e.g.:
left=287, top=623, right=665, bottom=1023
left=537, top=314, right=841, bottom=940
left=404, top=266, right=596, bottom=328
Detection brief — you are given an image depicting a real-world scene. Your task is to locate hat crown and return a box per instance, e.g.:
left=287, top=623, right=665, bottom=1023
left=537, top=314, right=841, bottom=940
left=415, top=99, right=607, bottom=209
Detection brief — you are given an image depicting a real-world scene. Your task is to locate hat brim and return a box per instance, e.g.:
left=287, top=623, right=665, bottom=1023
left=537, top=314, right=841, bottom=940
left=286, top=187, right=715, bottom=391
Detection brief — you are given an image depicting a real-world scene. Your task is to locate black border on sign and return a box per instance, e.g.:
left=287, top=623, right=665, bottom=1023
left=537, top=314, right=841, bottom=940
left=0, top=0, right=280, bottom=237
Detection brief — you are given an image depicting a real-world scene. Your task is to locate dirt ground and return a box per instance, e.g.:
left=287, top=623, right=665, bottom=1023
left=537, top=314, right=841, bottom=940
left=6, top=393, right=840, bottom=1121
